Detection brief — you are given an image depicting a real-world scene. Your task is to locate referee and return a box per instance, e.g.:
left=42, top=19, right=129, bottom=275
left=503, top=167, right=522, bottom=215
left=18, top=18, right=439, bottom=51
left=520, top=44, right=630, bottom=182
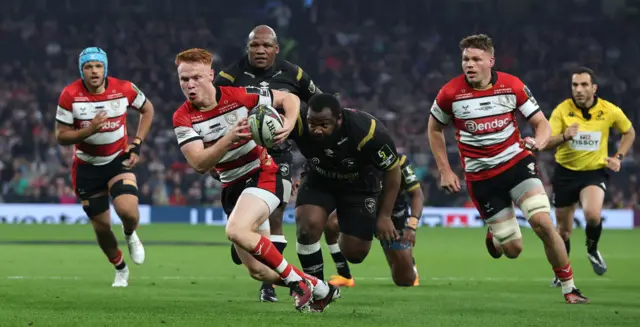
left=542, top=67, right=635, bottom=286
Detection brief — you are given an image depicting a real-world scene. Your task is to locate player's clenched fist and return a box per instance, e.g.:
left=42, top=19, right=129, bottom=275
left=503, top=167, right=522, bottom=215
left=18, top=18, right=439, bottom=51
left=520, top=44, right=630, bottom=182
left=564, top=123, right=579, bottom=140
left=440, top=169, right=461, bottom=193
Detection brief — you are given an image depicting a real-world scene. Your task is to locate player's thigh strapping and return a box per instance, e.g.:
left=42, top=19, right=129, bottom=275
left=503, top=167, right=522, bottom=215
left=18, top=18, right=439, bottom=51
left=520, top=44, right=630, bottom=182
left=73, top=155, right=131, bottom=217
left=551, top=163, right=608, bottom=208
left=379, top=209, right=411, bottom=250
left=221, top=167, right=284, bottom=232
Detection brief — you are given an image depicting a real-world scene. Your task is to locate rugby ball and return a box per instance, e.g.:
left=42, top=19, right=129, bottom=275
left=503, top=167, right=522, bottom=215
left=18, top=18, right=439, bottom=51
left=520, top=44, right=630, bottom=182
left=247, top=104, right=285, bottom=148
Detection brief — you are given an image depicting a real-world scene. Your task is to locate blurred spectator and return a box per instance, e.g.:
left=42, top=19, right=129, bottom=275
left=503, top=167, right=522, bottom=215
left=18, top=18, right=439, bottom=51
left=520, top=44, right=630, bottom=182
left=0, top=0, right=639, bottom=209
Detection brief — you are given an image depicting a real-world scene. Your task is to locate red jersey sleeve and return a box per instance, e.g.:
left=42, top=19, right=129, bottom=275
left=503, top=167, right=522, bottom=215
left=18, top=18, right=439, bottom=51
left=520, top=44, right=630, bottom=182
left=225, top=86, right=274, bottom=109
left=124, top=81, right=147, bottom=110
left=55, top=88, right=74, bottom=126
left=513, top=78, right=540, bottom=119
left=430, top=87, right=453, bottom=125
left=172, top=107, right=203, bottom=147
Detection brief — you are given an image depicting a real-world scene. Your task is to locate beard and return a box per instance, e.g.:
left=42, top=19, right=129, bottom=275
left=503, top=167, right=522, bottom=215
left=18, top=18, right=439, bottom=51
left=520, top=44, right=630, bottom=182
left=311, top=128, right=341, bottom=148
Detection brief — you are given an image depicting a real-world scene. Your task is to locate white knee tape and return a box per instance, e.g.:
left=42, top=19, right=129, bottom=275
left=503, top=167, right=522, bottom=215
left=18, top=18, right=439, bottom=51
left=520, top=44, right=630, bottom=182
left=257, top=219, right=270, bottom=232
left=489, top=218, right=522, bottom=245
left=520, top=194, right=550, bottom=220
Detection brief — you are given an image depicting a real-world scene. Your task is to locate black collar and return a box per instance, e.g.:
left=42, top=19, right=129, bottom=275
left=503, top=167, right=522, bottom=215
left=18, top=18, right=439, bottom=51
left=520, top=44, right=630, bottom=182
left=571, top=96, right=598, bottom=111
left=464, top=71, right=498, bottom=89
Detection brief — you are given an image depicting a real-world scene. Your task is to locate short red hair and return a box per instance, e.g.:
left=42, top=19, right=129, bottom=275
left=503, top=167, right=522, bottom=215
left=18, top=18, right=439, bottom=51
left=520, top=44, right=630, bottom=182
left=175, top=48, right=213, bottom=66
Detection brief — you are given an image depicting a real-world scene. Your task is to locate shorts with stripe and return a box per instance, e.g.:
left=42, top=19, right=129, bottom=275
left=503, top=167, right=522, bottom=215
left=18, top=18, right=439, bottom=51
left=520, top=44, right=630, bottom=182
left=221, top=165, right=284, bottom=216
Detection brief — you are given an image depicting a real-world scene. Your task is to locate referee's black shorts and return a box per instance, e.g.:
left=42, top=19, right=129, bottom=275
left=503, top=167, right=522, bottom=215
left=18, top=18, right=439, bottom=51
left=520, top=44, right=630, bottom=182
left=551, top=163, right=608, bottom=208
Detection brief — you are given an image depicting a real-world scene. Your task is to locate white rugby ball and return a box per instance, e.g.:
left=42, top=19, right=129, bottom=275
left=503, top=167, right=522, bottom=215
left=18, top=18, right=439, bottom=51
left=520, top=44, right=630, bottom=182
left=247, top=104, right=285, bottom=148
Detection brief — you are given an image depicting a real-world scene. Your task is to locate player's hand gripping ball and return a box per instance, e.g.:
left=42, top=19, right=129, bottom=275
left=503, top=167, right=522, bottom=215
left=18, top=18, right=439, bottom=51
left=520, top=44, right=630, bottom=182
left=248, top=104, right=285, bottom=149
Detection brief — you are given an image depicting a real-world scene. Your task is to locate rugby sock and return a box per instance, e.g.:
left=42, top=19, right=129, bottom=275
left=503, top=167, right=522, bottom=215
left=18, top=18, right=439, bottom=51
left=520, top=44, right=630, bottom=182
left=271, top=235, right=288, bottom=254
left=585, top=221, right=603, bottom=253
left=564, top=238, right=571, bottom=256
left=109, top=249, right=127, bottom=270
left=296, top=241, right=325, bottom=280
left=262, top=235, right=288, bottom=289
left=327, top=243, right=352, bottom=279
left=553, top=263, right=575, bottom=294
left=250, top=236, right=303, bottom=284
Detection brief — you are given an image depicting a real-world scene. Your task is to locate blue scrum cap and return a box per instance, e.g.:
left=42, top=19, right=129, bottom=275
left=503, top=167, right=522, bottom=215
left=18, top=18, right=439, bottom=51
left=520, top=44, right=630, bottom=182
left=78, top=47, right=108, bottom=80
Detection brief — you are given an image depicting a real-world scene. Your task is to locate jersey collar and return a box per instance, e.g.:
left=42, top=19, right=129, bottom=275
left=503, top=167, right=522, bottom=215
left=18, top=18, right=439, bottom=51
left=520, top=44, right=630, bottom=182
left=464, top=71, right=498, bottom=89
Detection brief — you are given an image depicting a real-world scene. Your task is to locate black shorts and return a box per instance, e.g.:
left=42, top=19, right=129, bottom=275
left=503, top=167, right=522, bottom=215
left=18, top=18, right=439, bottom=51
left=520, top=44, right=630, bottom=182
left=270, top=151, right=292, bottom=204
left=466, top=155, right=540, bottom=220
left=295, top=171, right=380, bottom=241
left=551, top=164, right=608, bottom=208
left=221, top=166, right=284, bottom=216
left=72, top=155, right=132, bottom=200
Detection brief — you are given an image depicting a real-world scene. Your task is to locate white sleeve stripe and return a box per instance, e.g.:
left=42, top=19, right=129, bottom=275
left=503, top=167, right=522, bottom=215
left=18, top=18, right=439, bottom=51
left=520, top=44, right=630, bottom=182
left=56, top=105, right=74, bottom=124
left=518, top=99, right=539, bottom=119
left=132, top=93, right=146, bottom=109
left=174, top=126, right=202, bottom=147
left=430, top=101, right=452, bottom=124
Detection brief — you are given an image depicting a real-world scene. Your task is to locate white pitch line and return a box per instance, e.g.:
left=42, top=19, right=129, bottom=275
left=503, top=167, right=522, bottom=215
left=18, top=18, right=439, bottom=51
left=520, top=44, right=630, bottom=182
left=4, top=276, right=613, bottom=282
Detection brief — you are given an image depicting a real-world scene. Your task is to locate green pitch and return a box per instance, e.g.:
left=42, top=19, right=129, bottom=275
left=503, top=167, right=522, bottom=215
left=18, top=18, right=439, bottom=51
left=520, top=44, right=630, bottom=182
left=0, top=225, right=638, bottom=327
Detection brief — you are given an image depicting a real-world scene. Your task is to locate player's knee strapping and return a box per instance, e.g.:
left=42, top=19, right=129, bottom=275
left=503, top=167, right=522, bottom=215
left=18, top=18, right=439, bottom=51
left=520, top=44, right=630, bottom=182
left=381, top=238, right=411, bottom=251
left=520, top=194, right=551, bottom=220
left=489, top=218, right=522, bottom=245
left=82, top=196, right=110, bottom=218
left=109, top=179, right=138, bottom=199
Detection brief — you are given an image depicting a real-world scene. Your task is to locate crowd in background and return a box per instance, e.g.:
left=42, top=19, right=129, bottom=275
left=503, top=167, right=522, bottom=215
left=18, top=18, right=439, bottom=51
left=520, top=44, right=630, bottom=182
left=1, top=0, right=639, bottom=209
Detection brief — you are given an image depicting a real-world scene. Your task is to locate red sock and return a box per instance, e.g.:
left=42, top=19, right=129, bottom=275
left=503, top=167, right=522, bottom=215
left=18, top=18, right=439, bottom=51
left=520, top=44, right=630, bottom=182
left=108, top=249, right=124, bottom=266
left=251, top=236, right=302, bottom=280
left=553, top=263, right=573, bottom=281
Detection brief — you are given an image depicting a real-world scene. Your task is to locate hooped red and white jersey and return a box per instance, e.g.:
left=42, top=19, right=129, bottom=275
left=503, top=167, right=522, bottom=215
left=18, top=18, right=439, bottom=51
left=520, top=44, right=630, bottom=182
left=172, top=86, right=273, bottom=185
left=430, top=71, right=540, bottom=181
left=55, top=77, right=147, bottom=166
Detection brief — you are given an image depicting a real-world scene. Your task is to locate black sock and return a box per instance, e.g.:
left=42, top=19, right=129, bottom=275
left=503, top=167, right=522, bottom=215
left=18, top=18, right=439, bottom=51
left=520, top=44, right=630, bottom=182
left=296, top=242, right=324, bottom=280
left=115, top=261, right=127, bottom=270
left=564, top=238, right=571, bottom=256
left=586, top=220, right=603, bottom=253
left=327, top=243, right=351, bottom=279
left=262, top=238, right=288, bottom=290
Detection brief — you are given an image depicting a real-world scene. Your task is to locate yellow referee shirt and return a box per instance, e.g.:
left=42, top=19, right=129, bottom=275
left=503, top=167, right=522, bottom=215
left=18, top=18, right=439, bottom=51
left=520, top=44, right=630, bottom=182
left=550, top=97, right=632, bottom=171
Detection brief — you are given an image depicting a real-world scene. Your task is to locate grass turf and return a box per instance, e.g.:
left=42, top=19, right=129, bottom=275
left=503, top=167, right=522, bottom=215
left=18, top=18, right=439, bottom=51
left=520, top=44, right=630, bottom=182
left=0, top=225, right=638, bottom=327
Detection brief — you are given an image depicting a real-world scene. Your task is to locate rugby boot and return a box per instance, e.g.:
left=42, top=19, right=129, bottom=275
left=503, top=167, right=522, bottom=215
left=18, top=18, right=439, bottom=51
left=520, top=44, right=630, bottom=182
left=259, top=285, right=278, bottom=302
left=288, top=279, right=313, bottom=312
left=329, top=275, right=355, bottom=288
left=564, top=288, right=590, bottom=304
left=413, top=265, right=420, bottom=286
left=112, top=266, right=129, bottom=287
left=587, top=250, right=607, bottom=276
left=550, top=276, right=561, bottom=287
left=485, top=230, right=502, bottom=259
left=124, top=230, right=145, bottom=265
left=310, top=284, right=341, bottom=312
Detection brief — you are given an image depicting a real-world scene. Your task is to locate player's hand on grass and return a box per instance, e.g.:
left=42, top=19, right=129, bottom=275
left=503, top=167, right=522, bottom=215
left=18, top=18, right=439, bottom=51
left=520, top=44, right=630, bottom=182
left=440, top=170, right=461, bottom=193
left=376, top=217, right=399, bottom=242
left=89, top=111, right=108, bottom=133
left=605, top=156, right=621, bottom=172
left=564, top=123, right=579, bottom=140
left=401, top=228, right=416, bottom=247
left=225, top=118, right=252, bottom=144
left=274, top=114, right=294, bottom=144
